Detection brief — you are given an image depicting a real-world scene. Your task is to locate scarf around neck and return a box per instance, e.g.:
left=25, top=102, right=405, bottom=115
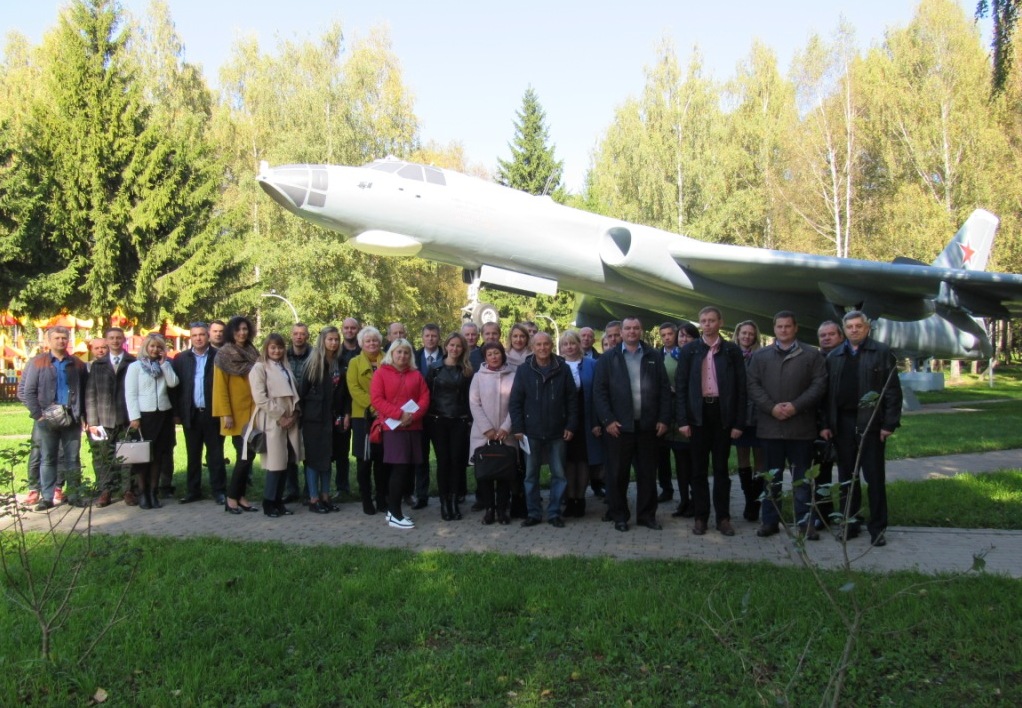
left=214, top=342, right=259, bottom=377
left=139, top=357, right=164, bottom=379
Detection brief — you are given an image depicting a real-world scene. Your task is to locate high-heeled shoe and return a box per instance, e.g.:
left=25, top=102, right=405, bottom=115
left=224, top=502, right=242, bottom=515
left=238, top=502, right=259, bottom=512
left=276, top=502, right=294, bottom=516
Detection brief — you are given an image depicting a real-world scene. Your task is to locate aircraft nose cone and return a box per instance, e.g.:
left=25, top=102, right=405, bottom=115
left=256, top=164, right=329, bottom=213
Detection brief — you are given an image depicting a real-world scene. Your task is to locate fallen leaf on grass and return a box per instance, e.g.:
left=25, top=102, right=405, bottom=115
left=93, top=688, right=108, bottom=703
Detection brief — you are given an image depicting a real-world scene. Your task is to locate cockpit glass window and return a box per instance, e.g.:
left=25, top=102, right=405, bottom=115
left=366, top=161, right=402, bottom=173
left=424, top=167, right=446, bottom=185
left=398, top=164, right=424, bottom=181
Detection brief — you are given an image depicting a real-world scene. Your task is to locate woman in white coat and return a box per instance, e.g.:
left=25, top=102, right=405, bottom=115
left=248, top=333, right=303, bottom=518
left=124, top=333, right=179, bottom=510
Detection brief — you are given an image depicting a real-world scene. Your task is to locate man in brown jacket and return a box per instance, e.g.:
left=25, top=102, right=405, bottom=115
left=746, top=311, right=827, bottom=539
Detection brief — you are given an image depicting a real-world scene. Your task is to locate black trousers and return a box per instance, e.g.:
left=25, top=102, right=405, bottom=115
left=183, top=408, right=226, bottom=497
left=388, top=463, right=412, bottom=520
left=476, top=478, right=510, bottom=511
left=427, top=416, right=469, bottom=498
left=227, top=434, right=255, bottom=500
left=689, top=401, right=733, bottom=522
left=605, top=429, right=659, bottom=524
left=834, top=411, right=889, bottom=536
left=333, top=424, right=352, bottom=492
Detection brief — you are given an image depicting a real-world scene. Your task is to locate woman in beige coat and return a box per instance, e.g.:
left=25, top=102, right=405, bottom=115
left=249, top=333, right=303, bottom=518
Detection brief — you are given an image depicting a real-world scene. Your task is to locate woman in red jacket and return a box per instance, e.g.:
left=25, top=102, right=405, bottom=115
left=370, top=338, right=430, bottom=529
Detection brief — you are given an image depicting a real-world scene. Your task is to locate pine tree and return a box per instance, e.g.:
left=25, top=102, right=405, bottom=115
left=496, top=87, right=565, bottom=199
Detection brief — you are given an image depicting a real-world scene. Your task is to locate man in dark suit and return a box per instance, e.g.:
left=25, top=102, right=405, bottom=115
left=333, top=317, right=361, bottom=497
left=172, top=322, right=226, bottom=504
left=676, top=306, right=746, bottom=537
left=593, top=316, right=671, bottom=532
left=85, top=327, right=137, bottom=507
left=411, top=323, right=442, bottom=508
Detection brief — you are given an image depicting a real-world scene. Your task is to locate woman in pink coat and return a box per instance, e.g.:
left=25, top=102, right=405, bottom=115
left=468, top=341, right=518, bottom=525
left=370, top=338, right=430, bottom=529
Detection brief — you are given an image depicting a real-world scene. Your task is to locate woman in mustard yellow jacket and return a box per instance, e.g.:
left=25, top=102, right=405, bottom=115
left=346, top=326, right=385, bottom=515
left=213, top=315, right=259, bottom=514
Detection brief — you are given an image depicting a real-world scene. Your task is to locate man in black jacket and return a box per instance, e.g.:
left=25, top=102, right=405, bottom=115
left=509, top=332, right=578, bottom=528
left=820, top=311, right=902, bottom=546
left=172, top=323, right=226, bottom=504
left=676, top=306, right=746, bottom=537
left=593, top=317, right=671, bottom=531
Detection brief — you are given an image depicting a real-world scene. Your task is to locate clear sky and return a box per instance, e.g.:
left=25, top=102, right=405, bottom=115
left=4, top=1, right=987, bottom=191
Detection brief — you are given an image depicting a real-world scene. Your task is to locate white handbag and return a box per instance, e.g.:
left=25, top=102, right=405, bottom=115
left=115, top=430, right=151, bottom=465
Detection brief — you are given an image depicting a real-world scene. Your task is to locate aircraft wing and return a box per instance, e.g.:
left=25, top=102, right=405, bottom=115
left=670, top=244, right=1022, bottom=320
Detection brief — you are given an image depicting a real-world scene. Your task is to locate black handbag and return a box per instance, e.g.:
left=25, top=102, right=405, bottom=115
left=472, top=441, right=518, bottom=483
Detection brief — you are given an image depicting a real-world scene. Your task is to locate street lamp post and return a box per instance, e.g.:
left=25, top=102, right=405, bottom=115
left=261, top=290, right=299, bottom=323
left=535, top=314, right=560, bottom=352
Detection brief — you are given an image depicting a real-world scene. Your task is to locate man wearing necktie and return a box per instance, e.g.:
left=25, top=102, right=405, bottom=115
left=85, top=327, right=137, bottom=507
left=412, top=323, right=443, bottom=508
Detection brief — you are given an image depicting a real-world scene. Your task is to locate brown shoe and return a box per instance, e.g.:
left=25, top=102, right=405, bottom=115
left=95, top=490, right=112, bottom=508
left=692, top=519, right=707, bottom=536
left=123, top=490, right=138, bottom=507
left=717, top=519, right=736, bottom=536
left=800, top=525, right=820, bottom=541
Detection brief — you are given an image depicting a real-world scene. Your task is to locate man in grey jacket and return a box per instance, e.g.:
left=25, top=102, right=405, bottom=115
left=85, top=327, right=136, bottom=507
left=21, top=326, right=88, bottom=511
left=747, top=311, right=828, bottom=539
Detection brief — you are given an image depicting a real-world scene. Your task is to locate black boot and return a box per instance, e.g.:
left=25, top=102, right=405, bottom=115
left=264, top=499, right=280, bottom=517
left=138, top=474, right=151, bottom=510
left=440, top=495, right=452, bottom=521
left=451, top=495, right=463, bottom=520
left=577, top=498, right=586, bottom=518
left=149, top=470, right=162, bottom=508
left=738, top=467, right=761, bottom=522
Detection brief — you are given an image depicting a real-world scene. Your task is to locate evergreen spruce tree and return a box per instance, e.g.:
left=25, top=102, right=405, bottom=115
left=496, top=87, right=565, bottom=199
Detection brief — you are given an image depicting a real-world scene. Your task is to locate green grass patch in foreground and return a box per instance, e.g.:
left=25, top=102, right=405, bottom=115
left=888, top=470, right=1022, bottom=529
left=888, top=399, right=1022, bottom=459
left=0, top=536, right=1018, bottom=706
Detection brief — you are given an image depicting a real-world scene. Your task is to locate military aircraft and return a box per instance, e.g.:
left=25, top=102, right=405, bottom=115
left=257, top=157, right=1022, bottom=360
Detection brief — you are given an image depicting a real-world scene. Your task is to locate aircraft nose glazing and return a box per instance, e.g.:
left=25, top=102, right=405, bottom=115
left=257, top=165, right=329, bottom=211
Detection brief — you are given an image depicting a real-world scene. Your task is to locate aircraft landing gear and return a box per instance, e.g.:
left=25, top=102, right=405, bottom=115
left=461, top=270, right=498, bottom=326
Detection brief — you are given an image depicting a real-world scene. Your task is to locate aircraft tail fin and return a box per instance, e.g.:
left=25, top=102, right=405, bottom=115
left=930, top=209, right=999, bottom=271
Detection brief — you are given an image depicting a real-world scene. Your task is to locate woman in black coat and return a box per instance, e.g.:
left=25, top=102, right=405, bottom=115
left=300, top=327, right=341, bottom=513
left=425, top=332, right=474, bottom=521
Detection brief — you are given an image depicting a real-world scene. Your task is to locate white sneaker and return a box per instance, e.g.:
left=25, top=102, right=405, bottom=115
left=388, top=516, right=415, bottom=529
left=386, top=511, right=413, bottom=523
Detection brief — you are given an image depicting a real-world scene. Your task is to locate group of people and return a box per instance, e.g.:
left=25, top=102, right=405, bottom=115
left=18, top=306, right=900, bottom=545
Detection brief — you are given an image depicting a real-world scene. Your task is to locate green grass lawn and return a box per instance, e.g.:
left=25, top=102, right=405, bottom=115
left=0, top=535, right=1018, bottom=706
left=889, top=470, right=1022, bottom=529
left=914, top=364, right=1022, bottom=403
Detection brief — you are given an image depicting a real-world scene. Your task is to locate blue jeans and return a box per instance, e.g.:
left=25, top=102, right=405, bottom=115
left=34, top=421, right=82, bottom=503
left=761, top=438, right=813, bottom=528
left=523, top=437, right=567, bottom=520
left=305, top=465, right=330, bottom=500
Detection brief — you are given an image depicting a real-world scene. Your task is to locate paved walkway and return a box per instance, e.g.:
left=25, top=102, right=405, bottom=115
left=11, top=449, right=1022, bottom=579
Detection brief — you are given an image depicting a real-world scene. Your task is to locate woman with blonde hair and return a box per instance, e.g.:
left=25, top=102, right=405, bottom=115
left=370, top=338, right=430, bottom=529
left=558, top=330, right=602, bottom=517
left=300, top=326, right=341, bottom=513
left=734, top=319, right=765, bottom=522
left=506, top=323, right=531, bottom=370
left=347, top=326, right=386, bottom=515
left=213, top=315, right=259, bottom=514
left=124, top=333, right=179, bottom=509
left=425, top=332, right=474, bottom=521
left=249, top=333, right=303, bottom=518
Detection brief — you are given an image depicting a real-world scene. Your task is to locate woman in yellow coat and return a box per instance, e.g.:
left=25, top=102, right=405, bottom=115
left=213, top=315, right=259, bottom=514
left=249, top=333, right=303, bottom=518
left=346, top=326, right=385, bottom=515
